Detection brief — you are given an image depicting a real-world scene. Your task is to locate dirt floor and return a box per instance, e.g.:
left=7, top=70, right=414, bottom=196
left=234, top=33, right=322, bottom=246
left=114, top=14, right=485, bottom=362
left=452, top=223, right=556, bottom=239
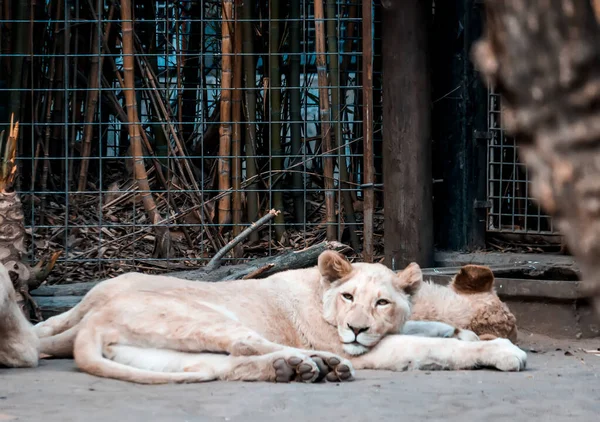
left=1, top=331, right=599, bottom=422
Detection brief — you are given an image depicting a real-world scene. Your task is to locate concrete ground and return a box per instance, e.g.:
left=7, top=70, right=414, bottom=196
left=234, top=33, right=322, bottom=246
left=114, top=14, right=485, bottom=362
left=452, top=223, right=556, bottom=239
left=1, top=331, right=599, bottom=422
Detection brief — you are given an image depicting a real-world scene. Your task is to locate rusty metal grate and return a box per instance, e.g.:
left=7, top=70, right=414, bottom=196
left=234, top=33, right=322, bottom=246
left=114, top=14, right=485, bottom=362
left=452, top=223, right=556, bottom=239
left=486, top=88, right=559, bottom=235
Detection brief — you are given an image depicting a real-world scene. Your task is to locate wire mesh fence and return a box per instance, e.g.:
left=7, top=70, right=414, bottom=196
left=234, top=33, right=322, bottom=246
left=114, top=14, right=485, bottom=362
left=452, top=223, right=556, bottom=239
left=0, top=0, right=384, bottom=283
left=486, top=87, right=559, bottom=236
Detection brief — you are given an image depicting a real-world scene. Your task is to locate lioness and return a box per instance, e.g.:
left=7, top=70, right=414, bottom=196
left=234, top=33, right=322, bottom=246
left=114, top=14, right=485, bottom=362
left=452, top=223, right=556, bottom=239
left=34, top=251, right=527, bottom=384
left=0, top=263, right=39, bottom=368
left=410, top=264, right=518, bottom=342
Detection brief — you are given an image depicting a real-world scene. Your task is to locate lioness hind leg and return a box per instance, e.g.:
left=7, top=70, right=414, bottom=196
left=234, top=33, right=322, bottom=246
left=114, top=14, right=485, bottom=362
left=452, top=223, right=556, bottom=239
left=105, top=344, right=353, bottom=383
left=39, top=325, right=79, bottom=358
left=106, top=344, right=322, bottom=383
left=34, top=306, right=84, bottom=338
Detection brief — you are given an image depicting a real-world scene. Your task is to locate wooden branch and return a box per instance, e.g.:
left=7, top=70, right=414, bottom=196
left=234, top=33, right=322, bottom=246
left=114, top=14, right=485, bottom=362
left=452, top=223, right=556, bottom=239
left=31, top=241, right=353, bottom=317
left=205, top=209, right=280, bottom=271
left=472, top=0, right=600, bottom=311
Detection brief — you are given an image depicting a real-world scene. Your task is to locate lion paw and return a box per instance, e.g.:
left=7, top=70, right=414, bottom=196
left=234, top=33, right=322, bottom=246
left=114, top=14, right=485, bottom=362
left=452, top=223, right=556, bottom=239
left=454, top=329, right=480, bottom=342
left=483, top=338, right=527, bottom=371
left=272, top=354, right=319, bottom=383
left=310, top=353, right=355, bottom=382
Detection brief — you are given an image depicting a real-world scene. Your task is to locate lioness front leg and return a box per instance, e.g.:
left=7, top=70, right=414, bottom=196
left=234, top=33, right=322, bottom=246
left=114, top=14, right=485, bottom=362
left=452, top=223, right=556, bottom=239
left=351, top=335, right=527, bottom=372
left=401, top=321, right=479, bottom=341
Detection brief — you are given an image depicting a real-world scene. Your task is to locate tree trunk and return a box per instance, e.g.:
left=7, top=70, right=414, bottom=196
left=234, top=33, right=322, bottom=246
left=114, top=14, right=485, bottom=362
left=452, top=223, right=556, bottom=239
left=381, top=0, right=434, bottom=269
left=472, top=0, right=600, bottom=311
left=0, top=117, right=59, bottom=321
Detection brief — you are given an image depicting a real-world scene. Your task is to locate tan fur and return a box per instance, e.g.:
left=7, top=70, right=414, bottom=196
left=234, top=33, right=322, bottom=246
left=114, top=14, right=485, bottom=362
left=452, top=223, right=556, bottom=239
left=0, top=263, right=39, bottom=368
left=34, top=251, right=527, bottom=384
left=410, top=265, right=518, bottom=343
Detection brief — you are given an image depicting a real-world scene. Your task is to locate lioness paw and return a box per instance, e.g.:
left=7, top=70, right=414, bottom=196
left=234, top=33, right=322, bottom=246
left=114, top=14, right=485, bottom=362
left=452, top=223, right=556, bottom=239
left=311, top=354, right=355, bottom=382
left=483, top=338, right=527, bottom=372
left=273, top=354, right=319, bottom=383
left=454, top=329, right=480, bottom=342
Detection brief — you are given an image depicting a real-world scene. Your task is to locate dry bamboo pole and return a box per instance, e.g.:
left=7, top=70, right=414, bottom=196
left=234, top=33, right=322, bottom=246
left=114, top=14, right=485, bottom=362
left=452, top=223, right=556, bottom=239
left=340, top=0, right=358, bottom=203
left=175, top=7, right=184, bottom=137
left=241, top=0, right=259, bottom=243
left=269, top=0, right=286, bottom=241
left=8, top=0, right=27, bottom=123
left=68, top=0, right=81, bottom=185
left=120, top=0, right=170, bottom=257
left=36, top=0, right=62, bottom=224
left=135, top=53, right=224, bottom=251
left=361, top=0, right=374, bottom=262
left=340, top=0, right=358, bottom=89
left=218, top=0, right=234, bottom=231
left=315, top=0, right=337, bottom=241
left=77, top=1, right=114, bottom=192
left=289, top=0, right=304, bottom=223
left=327, top=0, right=359, bottom=250
left=232, top=0, right=243, bottom=254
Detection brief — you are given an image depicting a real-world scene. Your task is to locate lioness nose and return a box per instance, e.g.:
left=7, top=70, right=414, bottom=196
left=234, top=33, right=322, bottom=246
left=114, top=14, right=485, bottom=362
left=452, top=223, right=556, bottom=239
left=347, top=324, right=369, bottom=336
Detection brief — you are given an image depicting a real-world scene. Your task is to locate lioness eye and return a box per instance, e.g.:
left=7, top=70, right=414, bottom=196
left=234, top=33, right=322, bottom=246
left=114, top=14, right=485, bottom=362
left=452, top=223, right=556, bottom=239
left=376, top=299, right=390, bottom=306
left=342, top=293, right=354, bottom=302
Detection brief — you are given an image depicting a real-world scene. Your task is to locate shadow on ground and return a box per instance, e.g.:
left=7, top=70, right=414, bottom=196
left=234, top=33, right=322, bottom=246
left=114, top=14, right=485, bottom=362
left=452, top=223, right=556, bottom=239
left=1, top=332, right=599, bottom=422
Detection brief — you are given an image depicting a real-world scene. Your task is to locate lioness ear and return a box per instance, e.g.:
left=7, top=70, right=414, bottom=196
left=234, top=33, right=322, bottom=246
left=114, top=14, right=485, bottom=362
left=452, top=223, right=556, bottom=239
left=318, top=251, right=353, bottom=282
left=451, top=264, right=495, bottom=294
left=394, top=262, right=422, bottom=295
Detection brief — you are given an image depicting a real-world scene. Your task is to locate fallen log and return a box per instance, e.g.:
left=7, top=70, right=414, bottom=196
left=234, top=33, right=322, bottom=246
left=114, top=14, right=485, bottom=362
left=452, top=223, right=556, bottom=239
left=472, top=0, right=600, bottom=312
left=31, top=241, right=351, bottom=304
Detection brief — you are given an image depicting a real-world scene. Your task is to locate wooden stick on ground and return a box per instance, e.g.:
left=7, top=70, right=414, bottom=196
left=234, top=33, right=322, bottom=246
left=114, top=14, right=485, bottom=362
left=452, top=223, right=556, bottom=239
left=472, top=0, right=600, bottom=312
left=31, top=241, right=353, bottom=318
left=205, top=209, right=281, bottom=271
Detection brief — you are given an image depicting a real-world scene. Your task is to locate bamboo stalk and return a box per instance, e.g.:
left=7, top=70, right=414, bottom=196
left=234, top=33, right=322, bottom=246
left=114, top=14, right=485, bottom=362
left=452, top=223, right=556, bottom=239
left=68, top=0, right=81, bottom=187
left=232, top=0, right=243, bottom=253
left=241, top=0, right=259, bottom=243
left=38, top=0, right=63, bottom=223
left=327, top=0, right=359, bottom=250
left=120, top=0, right=170, bottom=257
left=341, top=0, right=358, bottom=203
left=315, top=0, right=337, bottom=241
left=136, top=52, right=224, bottom=251
left=362, top=0, right=375, bottom=262
left=269, top=0, right=286, bottom=241
left=132, top=48, right=224, bottom=253
left=175, top=6, right=184, bottom=137
left=218, top=0, right=234, bottom=232
left=77, top=1, right=113, bottom=191
left=289, top=0, right=304, bottom=224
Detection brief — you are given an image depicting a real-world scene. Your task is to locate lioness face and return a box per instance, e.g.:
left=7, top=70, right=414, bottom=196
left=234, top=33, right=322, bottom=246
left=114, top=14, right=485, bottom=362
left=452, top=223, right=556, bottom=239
left=318, top=251, right=422, bottom=356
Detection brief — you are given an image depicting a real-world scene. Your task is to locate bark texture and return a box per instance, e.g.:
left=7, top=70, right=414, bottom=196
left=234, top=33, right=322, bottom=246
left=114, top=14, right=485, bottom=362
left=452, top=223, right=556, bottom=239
left=472, top=0, right=600, bottom=311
